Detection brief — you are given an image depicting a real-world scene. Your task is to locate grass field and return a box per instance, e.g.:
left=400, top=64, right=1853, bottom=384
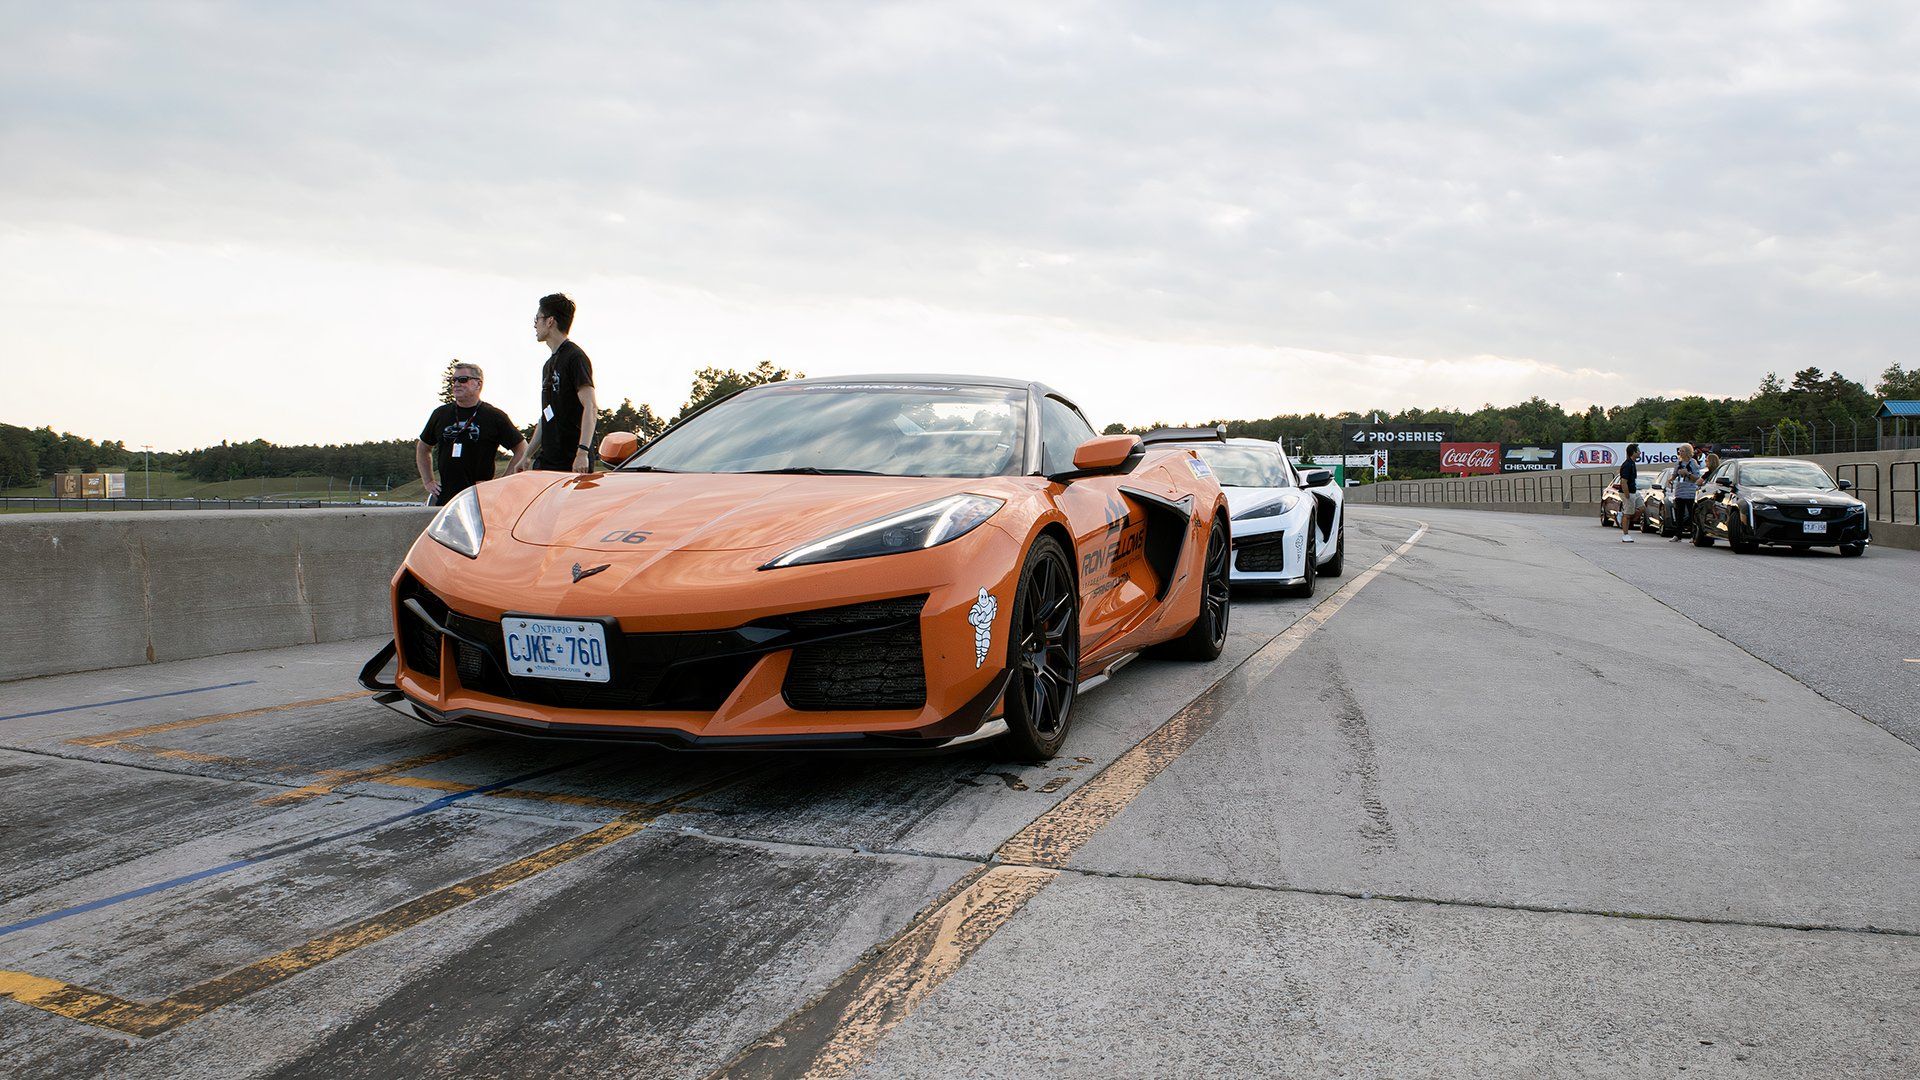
left=2, top=471, right=429, bottom=503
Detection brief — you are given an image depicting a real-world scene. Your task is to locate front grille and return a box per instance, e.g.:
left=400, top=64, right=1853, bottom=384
left=404, top=583, right=928, bottom=714
left=398, top=577, right=443, bottom=678
left=1766, top=504, right=1846, bottom=522
left=784, top=597, right=928, bottom=711
left=1234, top=534, right=1288, bottom=573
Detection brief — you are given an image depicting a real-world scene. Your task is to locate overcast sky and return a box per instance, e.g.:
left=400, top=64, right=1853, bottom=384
left=3, top=1, right=1915, bottom=449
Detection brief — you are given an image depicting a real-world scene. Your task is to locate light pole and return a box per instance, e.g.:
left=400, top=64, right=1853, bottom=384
left=142, top=445, right=152, bottom=501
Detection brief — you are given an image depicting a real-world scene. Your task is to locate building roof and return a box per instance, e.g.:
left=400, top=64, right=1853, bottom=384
left=1877, top=400, right=1920, bottom=418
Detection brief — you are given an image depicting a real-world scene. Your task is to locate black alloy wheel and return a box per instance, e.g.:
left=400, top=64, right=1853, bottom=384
left=998, top=536, right=1080, bottom=761
left=1691, top=512, right=1715, bottom=547
left=1322, top=518, right=1346, bottom=576
left=1159, top=518, right=1231, bottom=661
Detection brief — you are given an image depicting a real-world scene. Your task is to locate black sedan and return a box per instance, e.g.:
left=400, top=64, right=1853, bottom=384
left=1692, top=458, right=1870, bottom=556
left=1640, top=468, right=1678, bottom=536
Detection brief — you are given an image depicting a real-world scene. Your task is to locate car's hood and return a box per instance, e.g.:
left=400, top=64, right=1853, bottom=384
left=508, top=471, right=987, bottom=553
left=1745, top=487, right=1857, bottom=507
left=1221, top=486, right=1301, bottom=516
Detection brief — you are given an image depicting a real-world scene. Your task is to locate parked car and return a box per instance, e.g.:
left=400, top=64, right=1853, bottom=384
left=1599, top=472, right=1661, bottom=528
left=1640, top=468, right=1678, bottom=536
left=1692, top=457, right=1870, bottom=555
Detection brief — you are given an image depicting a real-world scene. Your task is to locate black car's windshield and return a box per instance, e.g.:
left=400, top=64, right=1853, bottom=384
left=1741, top=461, right=1836, bottom=491
left=1191, top=445, right=1293, bottom=488
left=626, top=383, right=1027, bottom=478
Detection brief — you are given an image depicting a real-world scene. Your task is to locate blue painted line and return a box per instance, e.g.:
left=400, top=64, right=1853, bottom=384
left=0, top=680, right=259, bottom=722
left=0, top=758, right=584, bottom=939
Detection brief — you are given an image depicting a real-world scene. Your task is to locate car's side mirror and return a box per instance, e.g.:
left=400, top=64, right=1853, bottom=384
left=1837, top=479, right=1853, bottom=491
left=1051, top=435, right=1142, bottom=481
left=1302, top=469, right=1332, bottom=488
left=598, top=432, right=640, bottom=467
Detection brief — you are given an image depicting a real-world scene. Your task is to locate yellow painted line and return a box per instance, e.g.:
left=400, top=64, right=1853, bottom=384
left=1000, top=521, right=1428, bottom=868
left=372, top=774, right=665, bottom=812
left=0, top=770, right=753, bottom=1037
left=715, top=865, right=1057, bottom=1080
left=255, top=748, right=469, bottom=806
left=714, top=522, right=1429, bottom=1079
left=67, top=691, right=372, bottom=748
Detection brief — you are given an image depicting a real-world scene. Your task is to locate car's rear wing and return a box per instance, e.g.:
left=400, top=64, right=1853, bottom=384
left=1141, top=425, right=1227, bottom=445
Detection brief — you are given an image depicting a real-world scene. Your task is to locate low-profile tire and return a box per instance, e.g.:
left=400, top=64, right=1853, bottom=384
left=1692, top=520, right=1714, bottom=547
left=1840, top=542, right=1865, bottom=557
left=1158, top=518, right=1231, bottom=661
left=996, top=536, right=1080, bottom=762
left=1600, top=509, right=1612, bottom=527
left=1321, top=519, right=1345, bottom=577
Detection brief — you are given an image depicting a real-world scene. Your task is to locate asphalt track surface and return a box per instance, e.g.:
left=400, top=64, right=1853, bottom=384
left=1, top=508, right=1915, bottom=1077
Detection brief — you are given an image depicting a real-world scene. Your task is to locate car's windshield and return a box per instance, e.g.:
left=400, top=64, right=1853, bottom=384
left=626, top=383, right=1027, bottom=478
left=1190, top=445, right=1293, bottom=488
left=1741, top=461, right=1836, bottom=491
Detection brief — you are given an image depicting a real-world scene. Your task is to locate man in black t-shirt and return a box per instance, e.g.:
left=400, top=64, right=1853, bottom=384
left=520, top=292, right=598, bottom=472
left=415, top=362, right=527, bottom=505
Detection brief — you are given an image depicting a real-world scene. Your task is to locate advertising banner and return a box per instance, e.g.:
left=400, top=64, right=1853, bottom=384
left=1561, top=442, right=1687, bottom=469
left=1342, top=423, right=1452, bottom=447
left=1500, top=445, right=1561, bottom=472
left=1439, top=442, right=1500, bottom=475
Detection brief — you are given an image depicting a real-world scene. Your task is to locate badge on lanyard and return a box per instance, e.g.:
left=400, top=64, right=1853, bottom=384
left=544, top=404, right=555, bottom=421
left=451, top=443, right=464, bottom=458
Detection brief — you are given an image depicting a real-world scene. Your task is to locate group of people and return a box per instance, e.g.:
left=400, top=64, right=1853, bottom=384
left=1616, top=441, right=1718, bottom=543
left=414, top=293, right=598, bottom=506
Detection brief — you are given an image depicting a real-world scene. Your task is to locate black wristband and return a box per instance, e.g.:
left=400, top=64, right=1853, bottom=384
left=577, top=443, right=591, bottom=451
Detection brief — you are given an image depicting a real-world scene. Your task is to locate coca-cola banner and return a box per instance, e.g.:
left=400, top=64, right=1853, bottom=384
left=1439, top=442, right=1500, bottom=475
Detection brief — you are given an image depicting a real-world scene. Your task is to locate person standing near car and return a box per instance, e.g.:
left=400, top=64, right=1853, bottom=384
left=518, top=293, right=598, bottom=472
left=1618, top=443, right=1640, bottom=542
left=416, top=362, right=527, bottom=506
left=1667, top=442, right=1700, bottom=542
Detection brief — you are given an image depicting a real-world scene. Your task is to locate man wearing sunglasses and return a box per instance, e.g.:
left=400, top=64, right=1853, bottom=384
left=415, top=362, right=528, bottom=505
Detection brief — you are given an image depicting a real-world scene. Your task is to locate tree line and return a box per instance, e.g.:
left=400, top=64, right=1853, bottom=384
left=8, top=361, right=1915, bottom=489
left=1105, top=364, right=1920, bottom=461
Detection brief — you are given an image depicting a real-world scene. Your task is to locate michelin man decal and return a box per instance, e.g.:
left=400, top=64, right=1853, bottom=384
left=967, top=588, right=998, bottom=668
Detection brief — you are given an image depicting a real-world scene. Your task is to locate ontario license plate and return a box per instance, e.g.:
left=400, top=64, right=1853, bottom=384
left=501, top=617, right=610, bottom=682
left=1803, top=521, right=1827, bottom=534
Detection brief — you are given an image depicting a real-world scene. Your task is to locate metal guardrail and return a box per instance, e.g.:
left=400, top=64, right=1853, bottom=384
left=1893, top=461, right=1919, bottom=526
left=0, top=497, right=416, bottom=512
left=1834, top=462, right=1881, bottom=521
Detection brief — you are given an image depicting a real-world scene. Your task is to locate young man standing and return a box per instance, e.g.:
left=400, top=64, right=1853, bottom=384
left=519, top=293, right=598, bottom=472
left=416, top=363, right=528, bottom=505
left=1618, top=443, right=1640, bottom=543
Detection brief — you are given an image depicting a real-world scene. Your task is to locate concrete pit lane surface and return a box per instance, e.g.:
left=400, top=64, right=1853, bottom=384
left=2, top=508, right=1916, bottom=1078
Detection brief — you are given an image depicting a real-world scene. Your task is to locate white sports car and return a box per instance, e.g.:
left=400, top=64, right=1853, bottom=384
left=1145, top=429, right=1346, bottom=596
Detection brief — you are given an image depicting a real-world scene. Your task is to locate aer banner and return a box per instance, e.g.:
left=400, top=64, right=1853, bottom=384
left=1560, top=442, right=1688, bottom=469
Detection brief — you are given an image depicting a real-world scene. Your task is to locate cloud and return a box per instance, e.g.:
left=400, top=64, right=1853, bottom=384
left=2, top=1, right=1916, bottom=446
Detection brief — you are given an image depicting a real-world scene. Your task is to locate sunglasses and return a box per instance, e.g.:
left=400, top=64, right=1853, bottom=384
left=450, top=375, right=481, bottom=385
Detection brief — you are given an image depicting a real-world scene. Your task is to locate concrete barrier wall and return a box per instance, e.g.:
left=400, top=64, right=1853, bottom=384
left=1345, top=448, right=1920, bottom=551
left=1, top=508, right=436, bottom=682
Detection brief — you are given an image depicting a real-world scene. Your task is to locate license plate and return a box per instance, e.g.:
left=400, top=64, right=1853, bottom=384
left=501, top=617, right=610, bottom=682
left=1803, top=521, right=1827, bottom=534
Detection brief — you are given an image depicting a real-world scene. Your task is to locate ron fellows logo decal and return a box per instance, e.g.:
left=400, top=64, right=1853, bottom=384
left=571, top=562, right=611, bottom=583
left=967, top=588, right=998, bottom=667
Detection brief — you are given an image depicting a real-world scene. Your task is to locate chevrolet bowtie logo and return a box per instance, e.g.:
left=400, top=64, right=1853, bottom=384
left=571, top=562, right=610, bottom=582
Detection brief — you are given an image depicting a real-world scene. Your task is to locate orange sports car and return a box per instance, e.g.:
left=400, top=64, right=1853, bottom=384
left=360, top=375, right=1231, bottom=759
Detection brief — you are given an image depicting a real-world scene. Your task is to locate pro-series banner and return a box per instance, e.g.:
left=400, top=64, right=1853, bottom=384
left=1439, top=442, right=1500, bottom=475
left=1342, top=423, right=1452, bottom=446
left=1561, top=442, right=1688, bottom=469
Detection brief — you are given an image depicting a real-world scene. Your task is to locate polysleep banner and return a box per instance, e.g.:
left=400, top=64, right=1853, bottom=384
left=1561, top=442, right=1687, bottom=469
left=1439, top=442, right=1501, bottom=475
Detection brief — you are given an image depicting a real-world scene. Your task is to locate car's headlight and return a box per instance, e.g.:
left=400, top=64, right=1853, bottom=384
left=763, top=494, right=1003, bottom=570
left=1748, top=500, right=1775, bottom=511
left=426, top=487, right=484, bottom=558
left=1234, top=493, right=1301, bottom=521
